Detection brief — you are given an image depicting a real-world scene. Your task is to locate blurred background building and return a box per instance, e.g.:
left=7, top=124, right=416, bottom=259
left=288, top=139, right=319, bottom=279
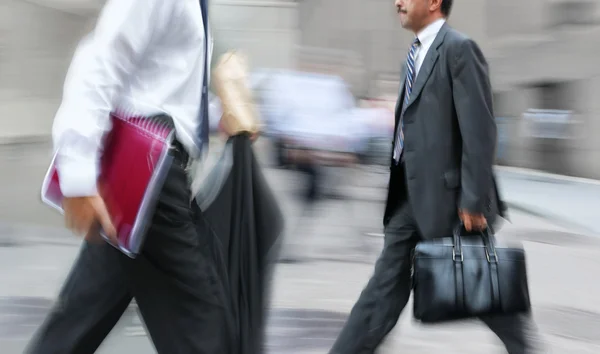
left=2, top=0, right=600, bottom=178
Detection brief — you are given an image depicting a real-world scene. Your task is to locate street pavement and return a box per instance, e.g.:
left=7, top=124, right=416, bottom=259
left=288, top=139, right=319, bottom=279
left=496, top=166, right=600, bottom=237
left=2, top=197, right=600, bottom=353
left=1, top=139, right=600, bottom=353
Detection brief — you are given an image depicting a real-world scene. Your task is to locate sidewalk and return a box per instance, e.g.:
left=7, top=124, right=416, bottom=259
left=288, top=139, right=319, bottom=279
left=340, top=164, right=600, bottom=239
left=496, top=166, right=600, bottom=237
left=1, top=210, right=600, bottom=353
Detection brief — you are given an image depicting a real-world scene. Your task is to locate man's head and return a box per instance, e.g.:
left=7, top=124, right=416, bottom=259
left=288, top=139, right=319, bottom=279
left=395, top=0, right=452, bottom=33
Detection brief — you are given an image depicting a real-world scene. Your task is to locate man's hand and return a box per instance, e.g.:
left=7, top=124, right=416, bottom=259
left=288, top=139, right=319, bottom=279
left=63, top=196, right=117, bottom=243
left=459, top=209, right=487, bottom=232
left=218, top=119, right=259, bottom=142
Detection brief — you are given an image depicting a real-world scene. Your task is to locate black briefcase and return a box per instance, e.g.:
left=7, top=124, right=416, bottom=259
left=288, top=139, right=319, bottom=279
left=412, top=225, right=531, bottom=323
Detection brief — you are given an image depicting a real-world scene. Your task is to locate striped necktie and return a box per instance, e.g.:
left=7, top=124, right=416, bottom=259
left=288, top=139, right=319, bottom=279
left=393, top=37, right=420, bottom=163
left=197, top=0, right=210, bottom=153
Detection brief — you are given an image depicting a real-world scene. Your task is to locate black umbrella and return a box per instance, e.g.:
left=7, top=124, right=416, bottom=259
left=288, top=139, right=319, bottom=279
left=193, top=134, right=284, bottom=354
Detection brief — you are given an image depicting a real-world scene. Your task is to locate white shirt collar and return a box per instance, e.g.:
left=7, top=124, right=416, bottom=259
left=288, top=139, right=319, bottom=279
left=416, top=18, right=446, bottom=46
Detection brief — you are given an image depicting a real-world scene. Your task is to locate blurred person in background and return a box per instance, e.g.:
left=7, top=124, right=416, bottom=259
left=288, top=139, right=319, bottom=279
left=25, top=0, right=234, bottom=353
left=329, top=0, right=539, bottom=353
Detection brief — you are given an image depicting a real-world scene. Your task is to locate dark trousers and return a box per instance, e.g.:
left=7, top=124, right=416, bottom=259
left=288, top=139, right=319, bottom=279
left=296, top=161, right=321, bottom=203
left=26, top=149, right=231, bottom=354
left=329, top=202, right=539, bottom=354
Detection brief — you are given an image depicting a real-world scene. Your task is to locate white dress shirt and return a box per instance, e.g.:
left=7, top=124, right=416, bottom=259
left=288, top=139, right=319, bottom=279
left=53, top=0, right=212, bottom=197
left=414, top=18, right=446, bottom=77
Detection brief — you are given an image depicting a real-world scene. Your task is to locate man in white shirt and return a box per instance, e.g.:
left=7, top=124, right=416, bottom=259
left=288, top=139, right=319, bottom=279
left=26, top=0, right=233, bottom=353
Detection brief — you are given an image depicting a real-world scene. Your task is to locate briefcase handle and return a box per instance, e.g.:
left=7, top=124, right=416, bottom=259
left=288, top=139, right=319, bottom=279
left=452, top=223, right=498, bottom=263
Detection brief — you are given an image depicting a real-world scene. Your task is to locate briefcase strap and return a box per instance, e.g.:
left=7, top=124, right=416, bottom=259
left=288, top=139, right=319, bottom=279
left=452, top=225, right=502, bottom=311
left=455, top=260, right=465, bottom=311
left=482, top=232, right=502, bottom=309
left=488, top=252, right=501, bottom=310
left=452, top=254, right=502, bottom=312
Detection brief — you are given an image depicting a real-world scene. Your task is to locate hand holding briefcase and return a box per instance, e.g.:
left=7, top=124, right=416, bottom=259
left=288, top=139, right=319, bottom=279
left=412, top=225, right=531, bottom=323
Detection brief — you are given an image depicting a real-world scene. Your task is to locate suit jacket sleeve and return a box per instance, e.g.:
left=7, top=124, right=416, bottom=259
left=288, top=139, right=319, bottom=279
left=450, top=38, right=497, bottom=214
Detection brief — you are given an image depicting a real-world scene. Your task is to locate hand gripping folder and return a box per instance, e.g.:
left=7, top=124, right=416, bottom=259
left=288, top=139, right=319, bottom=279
left=41, top=113, right=175, bottom=258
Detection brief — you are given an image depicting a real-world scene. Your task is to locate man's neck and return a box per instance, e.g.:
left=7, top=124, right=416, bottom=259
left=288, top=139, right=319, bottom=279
left=413, top=15, right=445, bottom=36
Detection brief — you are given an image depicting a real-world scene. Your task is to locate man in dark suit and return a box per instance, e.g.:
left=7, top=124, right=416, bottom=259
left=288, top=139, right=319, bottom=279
left=329, top=0, right=539, bottom=353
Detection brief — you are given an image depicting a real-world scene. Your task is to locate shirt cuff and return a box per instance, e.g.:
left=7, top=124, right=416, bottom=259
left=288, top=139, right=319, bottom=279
left=57, top=155, right=99, bottom=197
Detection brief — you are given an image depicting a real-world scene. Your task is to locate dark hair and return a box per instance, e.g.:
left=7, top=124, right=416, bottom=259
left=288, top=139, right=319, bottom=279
left=441, top=0, right=453, bottom=17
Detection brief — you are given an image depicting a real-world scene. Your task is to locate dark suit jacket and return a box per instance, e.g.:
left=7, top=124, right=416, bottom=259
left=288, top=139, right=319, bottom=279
left=384, top=23, right=506, bottom=239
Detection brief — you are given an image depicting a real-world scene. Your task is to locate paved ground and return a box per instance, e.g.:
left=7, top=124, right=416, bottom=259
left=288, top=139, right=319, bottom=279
left=2, top=205, right=600, bottom=353
left=1, top=139, right=600, bottom=353
left=496, top=166, right=600, bottom=236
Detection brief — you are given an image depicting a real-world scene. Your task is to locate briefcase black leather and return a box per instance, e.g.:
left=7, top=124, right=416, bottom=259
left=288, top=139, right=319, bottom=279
left=412, top=225, right=531, bottom=323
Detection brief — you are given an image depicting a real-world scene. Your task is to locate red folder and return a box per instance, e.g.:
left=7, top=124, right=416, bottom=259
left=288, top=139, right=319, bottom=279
left=41, top=113, right=175, bottom=258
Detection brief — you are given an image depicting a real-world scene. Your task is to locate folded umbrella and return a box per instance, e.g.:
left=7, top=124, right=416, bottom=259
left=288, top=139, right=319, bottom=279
left=193, top=134, right=284, bottom=354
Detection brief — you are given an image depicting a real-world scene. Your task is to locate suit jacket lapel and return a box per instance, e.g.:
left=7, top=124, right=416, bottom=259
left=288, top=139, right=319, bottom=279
left=405, top=23, right=449, bottom=110
left=394, top=65, right=407, bottom=120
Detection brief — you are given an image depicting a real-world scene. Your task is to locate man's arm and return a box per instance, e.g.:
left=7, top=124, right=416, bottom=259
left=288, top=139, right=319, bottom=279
left=450, top=38, right=497, bottom=215
left=53, top=0, right=169, bottom=197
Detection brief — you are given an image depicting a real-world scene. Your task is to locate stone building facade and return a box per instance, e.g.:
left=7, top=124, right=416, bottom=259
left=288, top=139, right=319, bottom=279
left=2, top=0, right=600, bottom=178
left=0, top=0, right=300, bottom=139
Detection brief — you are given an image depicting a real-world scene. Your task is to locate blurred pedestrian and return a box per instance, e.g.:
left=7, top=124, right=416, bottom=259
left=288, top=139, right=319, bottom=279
left=329, top=0, right=539, bottom=353
left=25, top=0, right=233, bottom=353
